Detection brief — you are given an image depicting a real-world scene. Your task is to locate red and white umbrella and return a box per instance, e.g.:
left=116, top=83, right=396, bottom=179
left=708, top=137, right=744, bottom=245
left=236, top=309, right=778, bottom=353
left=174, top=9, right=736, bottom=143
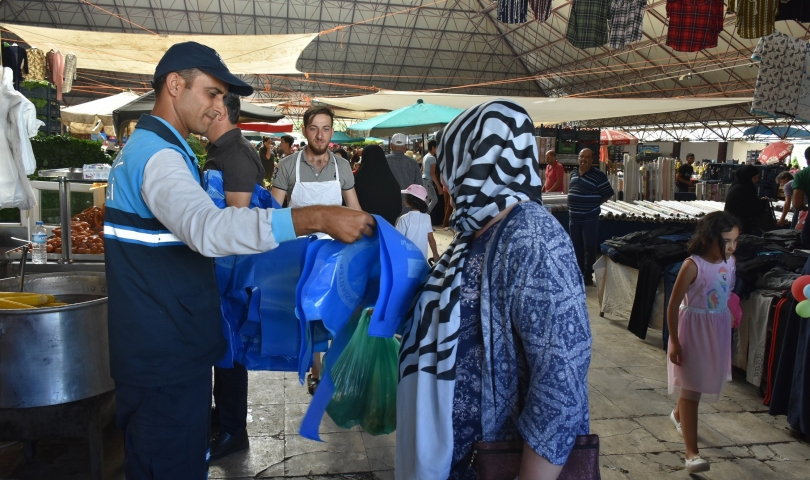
left=600, top=129, right=638, bottom=146
left=759, top=140, right=793, bottom=164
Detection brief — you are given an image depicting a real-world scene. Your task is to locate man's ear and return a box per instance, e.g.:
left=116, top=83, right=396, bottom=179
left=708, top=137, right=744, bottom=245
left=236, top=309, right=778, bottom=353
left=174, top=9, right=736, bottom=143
left=165, top=72, right=183, bottom=97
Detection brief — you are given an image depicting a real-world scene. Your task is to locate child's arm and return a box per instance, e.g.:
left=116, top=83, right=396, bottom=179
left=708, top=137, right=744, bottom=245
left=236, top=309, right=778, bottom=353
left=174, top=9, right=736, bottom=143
left=667, top=258, right=698, bottom=366
left=428, top=232, right=439, bottom=261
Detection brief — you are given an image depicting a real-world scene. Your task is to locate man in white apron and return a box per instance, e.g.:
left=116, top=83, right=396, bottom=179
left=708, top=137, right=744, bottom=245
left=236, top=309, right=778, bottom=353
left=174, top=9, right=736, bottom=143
left=271, top=107, right=360, bottom=211
left=271, top=106, right=361, bottom=393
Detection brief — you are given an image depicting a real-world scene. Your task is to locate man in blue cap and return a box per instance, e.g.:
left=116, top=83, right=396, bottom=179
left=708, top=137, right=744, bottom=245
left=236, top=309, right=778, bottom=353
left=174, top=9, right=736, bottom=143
left=104, top=42, right=375, bottom=479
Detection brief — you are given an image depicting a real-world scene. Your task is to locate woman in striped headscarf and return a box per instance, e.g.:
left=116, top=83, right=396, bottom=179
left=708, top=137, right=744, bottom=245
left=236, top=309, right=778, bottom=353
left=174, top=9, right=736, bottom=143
left=396, top=100, right=592, bottom=479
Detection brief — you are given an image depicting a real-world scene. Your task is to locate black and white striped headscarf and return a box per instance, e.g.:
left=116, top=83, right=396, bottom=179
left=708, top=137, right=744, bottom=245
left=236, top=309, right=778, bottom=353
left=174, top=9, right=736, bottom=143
left=396, top=99, right=543, bottom=478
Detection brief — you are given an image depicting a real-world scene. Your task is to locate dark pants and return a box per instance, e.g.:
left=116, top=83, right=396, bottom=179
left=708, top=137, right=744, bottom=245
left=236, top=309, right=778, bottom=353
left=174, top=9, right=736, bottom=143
left=213, top=362, right=248, bottom=435
left=569, top=218, right=599, bottom=279
left=802, top=215, right=810, bottom=246
left=115, top=371, right=211, bottom=480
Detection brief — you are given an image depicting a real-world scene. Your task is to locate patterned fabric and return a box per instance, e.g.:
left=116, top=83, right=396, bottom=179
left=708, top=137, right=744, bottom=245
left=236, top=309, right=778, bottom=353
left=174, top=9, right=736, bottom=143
left=751, top=32, right=807, bottom=118
left=448, top=226, right=494, bottom=478
left=665, top=0, right=725, bottom=53
left=734, top=0, right=780, bottom=39
left=566, top=0, right=611, bottom=49
left=63, top=53, right=78, bottom=94
left=530, top=0, right=553, bottom=21
left=609, top=0, right=647, bottom=49
left=396, top=99, right=545, bottom=479
left=498, top=0, right=529, bottom=23
left=796, top=44, right=810, bottom=122
left=24, top=48, right=46, bottom=82
left=568, top=167, right=614, bottom=222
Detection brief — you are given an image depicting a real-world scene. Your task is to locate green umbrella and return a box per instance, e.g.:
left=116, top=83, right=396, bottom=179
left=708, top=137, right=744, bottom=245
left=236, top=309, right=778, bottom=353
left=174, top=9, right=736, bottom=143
left=347, top=99, right=464, bottom=137
left=330, top=131, right=364, bottom=143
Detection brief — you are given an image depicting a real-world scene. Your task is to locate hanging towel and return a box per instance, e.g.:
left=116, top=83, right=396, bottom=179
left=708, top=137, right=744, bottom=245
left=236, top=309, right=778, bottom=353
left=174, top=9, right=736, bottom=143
left=63, top=53, right=77, bottom=94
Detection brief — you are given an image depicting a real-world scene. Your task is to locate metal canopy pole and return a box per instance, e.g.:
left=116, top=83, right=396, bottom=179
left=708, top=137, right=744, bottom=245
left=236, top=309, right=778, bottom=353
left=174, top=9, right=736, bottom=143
left=58, top=176, right=72, bottom=264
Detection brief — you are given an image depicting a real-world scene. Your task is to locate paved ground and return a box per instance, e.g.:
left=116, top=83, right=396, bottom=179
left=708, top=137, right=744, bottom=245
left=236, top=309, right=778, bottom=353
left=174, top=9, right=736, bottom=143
left=1, top=230, right=809, bottom=478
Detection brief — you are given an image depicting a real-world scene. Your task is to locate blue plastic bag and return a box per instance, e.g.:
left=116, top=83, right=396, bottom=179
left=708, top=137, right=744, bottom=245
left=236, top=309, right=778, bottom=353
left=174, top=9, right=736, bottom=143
left=204, top=170, right=308, bottom=370
left=370, top=217, right=430, bottom=337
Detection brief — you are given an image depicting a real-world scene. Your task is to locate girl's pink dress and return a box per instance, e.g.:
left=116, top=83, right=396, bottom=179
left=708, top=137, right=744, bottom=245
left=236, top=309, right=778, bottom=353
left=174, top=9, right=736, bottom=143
left=668, top=254, right=734, bottom=402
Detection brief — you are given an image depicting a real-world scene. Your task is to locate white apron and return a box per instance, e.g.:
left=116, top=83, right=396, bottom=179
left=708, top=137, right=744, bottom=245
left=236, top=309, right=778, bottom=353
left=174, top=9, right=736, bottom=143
left=289, top=151, right=343, bottom=208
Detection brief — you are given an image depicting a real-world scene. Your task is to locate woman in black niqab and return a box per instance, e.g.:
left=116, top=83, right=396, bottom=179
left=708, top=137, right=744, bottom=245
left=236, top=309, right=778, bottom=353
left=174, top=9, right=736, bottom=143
left=353, top=145, right=403, bottom=226
left=724, top=165, right=764, bottom=234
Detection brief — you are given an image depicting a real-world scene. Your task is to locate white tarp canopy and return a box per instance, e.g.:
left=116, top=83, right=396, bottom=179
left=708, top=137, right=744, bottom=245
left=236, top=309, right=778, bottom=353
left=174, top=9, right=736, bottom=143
left=315, top=91, right=752, bottom=125
left=60, top=91, right=140, bottom=127
left=1, top=23, right=317, bottom=75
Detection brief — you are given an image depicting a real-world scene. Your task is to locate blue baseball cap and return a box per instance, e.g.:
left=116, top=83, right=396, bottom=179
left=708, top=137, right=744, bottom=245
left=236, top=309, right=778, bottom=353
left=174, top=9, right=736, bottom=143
left=153, top=41, right=254, bottom=96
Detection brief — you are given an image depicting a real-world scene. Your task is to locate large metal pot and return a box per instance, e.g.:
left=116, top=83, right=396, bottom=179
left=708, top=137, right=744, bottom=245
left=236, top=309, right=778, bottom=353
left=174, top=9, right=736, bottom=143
left=0, top=272, right=113, bottom=408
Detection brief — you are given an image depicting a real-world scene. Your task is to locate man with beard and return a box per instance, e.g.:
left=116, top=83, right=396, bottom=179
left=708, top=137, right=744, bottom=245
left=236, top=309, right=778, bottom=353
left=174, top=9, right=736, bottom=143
left=270, top=106, right=360, bottom=392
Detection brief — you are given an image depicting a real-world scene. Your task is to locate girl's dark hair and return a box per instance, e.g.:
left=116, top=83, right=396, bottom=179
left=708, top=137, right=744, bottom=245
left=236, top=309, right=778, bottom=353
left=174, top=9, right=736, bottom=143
left=688, top=211, right=741, bottom=261
left=405, top=194, right=428, bottom=213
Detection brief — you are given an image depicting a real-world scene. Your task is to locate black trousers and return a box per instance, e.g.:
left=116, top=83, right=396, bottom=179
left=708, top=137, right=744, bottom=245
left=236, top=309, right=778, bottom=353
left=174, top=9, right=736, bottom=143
left=212, top=362, right=248, bottom=435
left=115, top=371, right=211, bottom=480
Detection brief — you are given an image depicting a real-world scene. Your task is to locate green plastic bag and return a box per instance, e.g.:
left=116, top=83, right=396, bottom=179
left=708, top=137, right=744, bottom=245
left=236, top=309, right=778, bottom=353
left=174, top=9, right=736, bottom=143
left=326, top=308, right=399, bottom=435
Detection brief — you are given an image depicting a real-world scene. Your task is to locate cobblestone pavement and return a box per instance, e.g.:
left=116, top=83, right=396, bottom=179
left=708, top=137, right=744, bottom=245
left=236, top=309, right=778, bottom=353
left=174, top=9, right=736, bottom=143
left=2, top=233, right=808, bottom=478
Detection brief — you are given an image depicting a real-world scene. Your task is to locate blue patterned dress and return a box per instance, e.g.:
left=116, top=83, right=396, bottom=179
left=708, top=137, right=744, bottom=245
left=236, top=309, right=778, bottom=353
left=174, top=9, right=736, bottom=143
left=448, top=202, right=592, bottom=477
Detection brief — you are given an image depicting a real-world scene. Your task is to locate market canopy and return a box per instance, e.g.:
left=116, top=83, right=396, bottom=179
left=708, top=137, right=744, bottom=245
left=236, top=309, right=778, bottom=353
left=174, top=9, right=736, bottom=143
left=112, top=91, right=285, bottom=135
left=0, top=23, right=316, bottom=75
left=347, top=99, right=465, bottom=137
left=237, top=122, right=294, bottom=134
left=60, top=91, right=140, bottom=127
left=316, top=91, right=752, bottom=125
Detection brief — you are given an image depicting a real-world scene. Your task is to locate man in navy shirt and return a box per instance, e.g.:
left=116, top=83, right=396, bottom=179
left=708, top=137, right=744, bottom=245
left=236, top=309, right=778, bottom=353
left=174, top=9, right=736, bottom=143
left=567, top=148, right=614, bottom=285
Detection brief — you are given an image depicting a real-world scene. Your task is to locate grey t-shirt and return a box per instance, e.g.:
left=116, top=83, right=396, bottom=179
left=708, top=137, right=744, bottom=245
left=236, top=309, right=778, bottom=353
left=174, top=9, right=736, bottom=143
left=422, top=153, right=436, bottom=180
left=273, top=148, right=355, bottom=197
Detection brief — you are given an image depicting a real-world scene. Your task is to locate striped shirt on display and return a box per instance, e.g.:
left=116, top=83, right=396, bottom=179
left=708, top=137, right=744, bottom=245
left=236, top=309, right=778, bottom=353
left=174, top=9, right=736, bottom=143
left=568, top=167, right=614, bottom=221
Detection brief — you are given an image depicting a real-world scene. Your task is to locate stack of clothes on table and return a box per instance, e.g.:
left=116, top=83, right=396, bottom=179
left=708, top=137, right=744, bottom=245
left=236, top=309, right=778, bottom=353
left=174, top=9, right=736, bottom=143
left=601, top=227, right=810, bottom=439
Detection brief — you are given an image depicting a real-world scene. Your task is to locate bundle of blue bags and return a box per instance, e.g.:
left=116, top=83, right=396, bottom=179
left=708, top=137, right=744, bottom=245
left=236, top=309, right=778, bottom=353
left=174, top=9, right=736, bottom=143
left=205, top=171, right=429, bottom=439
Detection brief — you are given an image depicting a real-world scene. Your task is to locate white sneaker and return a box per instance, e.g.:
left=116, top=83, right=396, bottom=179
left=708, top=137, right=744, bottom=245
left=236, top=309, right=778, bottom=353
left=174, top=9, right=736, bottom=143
left=685, top=455, right=710, bottom=473
left=670, top=410, right=682, bottom=436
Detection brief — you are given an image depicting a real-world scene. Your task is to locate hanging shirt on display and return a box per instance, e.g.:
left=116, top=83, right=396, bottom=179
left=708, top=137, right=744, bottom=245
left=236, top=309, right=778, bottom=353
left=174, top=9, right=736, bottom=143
left=1, top=44, right=28, bottom=90
left=665, top=0, right=724, bottom=53
left=776, top=0, right=810, bottom=22
left=608, top=0, right=647, bottom=50
left=729, top=0, right=780, bottom=39
left=497, top=0, right=528, bottom=23
left=751, top=32, right=808, bottom=119
left=24, top=47, right=45, bottom=82
left=63, top=53, right=77, bottom=94
left=797, top=44, right=810, bottom=123
left=46, top=49, right=64, bottom=101
left=530, top=0, right=552, bottom=21
left=565, top=0, right=611, bottom=49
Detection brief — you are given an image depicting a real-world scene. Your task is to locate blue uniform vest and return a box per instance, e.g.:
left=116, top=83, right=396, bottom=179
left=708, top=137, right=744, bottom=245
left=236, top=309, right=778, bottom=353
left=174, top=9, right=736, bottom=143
left=104, top=114, right=225, bottom=387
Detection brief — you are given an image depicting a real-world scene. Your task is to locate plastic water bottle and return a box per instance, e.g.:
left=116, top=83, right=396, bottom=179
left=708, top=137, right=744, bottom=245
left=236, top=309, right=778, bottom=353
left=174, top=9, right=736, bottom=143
left=31, top=221, right=47, bottom=264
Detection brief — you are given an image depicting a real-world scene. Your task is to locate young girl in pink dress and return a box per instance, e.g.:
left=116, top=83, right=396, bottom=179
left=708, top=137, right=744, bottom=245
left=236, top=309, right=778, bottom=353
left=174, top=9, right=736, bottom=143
left=667, top=211, right=739, bottom=474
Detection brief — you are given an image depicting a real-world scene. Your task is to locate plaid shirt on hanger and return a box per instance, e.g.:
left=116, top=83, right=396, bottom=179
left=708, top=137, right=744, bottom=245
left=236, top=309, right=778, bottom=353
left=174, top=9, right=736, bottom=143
left=566, top=0, right=612, bottom=49
left=665, top=0, right=725, bottom=53
left=609, top=0, right=647, bottom=49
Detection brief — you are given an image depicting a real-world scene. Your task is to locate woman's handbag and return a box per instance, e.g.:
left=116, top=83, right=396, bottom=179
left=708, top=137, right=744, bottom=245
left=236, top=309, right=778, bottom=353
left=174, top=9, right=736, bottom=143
left=470, top=434, right=601, bottom=480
